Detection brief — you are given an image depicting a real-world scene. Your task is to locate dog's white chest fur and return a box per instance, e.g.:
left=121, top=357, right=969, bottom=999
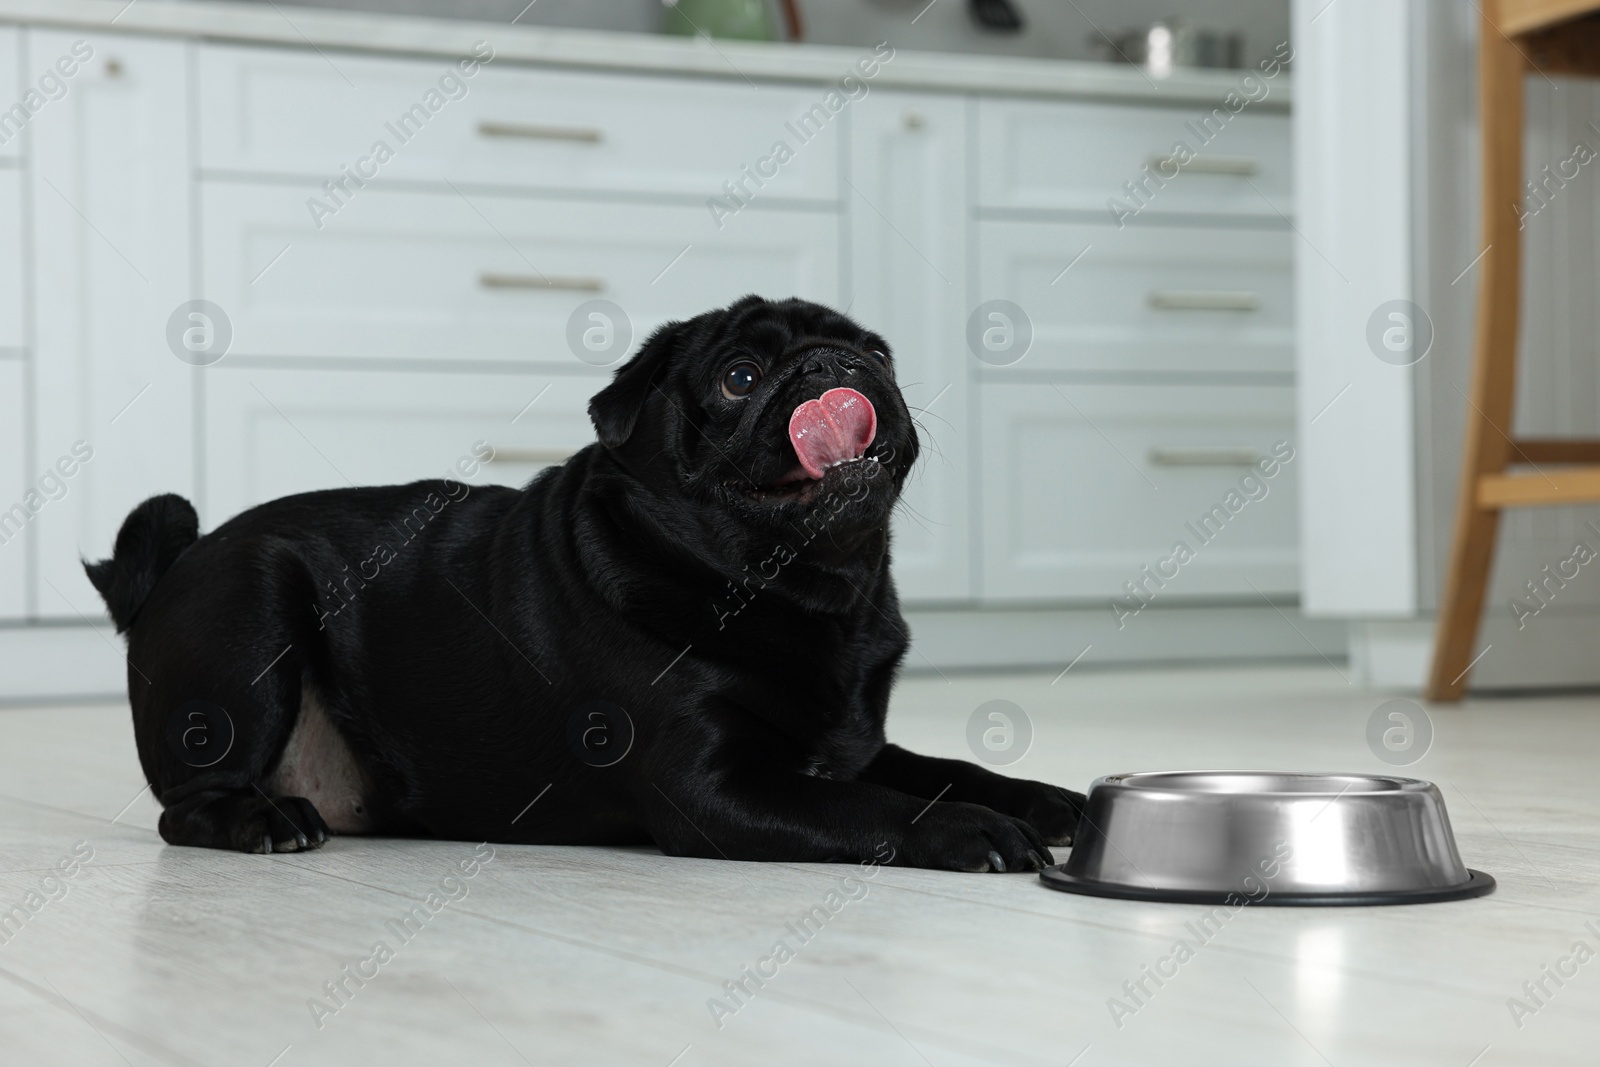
left=266, top=684, right=372, bottom=834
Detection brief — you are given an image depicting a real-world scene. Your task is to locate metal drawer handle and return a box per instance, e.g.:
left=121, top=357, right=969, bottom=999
left=1148, top=447, right=1262, bottom=467
left=1149, top=290, right=1261, bottom=311
left=478, top=121, right=603, bottom=144
left=484, top=448, right=578, bottom=465
left=480, top=273, right=604, bottom=293
left=1147, top=154, right=1259, bottom=176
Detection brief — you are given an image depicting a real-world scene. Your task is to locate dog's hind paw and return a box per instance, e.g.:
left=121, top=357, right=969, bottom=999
left=239, top=794, right=330, bottom=854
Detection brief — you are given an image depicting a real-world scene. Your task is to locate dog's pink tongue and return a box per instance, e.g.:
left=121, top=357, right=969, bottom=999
left=788, top=388, right=877, bottom=480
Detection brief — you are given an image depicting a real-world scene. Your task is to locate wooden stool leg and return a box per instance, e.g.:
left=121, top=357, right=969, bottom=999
left=1427, top=13, right=1525, bottom=701
left=1430, top=508, right=1503, bottom=700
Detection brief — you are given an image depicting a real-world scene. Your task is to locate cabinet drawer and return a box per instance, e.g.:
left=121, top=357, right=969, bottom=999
left=977, top=98, right=1291, bottom=218
left=0, top=362, right=22, bottom=618
left=202, top=184, right=840, bottom=364
left=198, top=44, right=839, bottom=202
left=0, top=168, right=20, bottom=349
left=203, top=369, right=601, bottom=527
left=979, top=383, right=1298, bottom=602
left=977, top=221, right=1292, bottom=375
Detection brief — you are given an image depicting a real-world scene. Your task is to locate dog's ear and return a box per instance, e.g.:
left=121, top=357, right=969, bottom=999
left=588, top=321, right=684, bottom=450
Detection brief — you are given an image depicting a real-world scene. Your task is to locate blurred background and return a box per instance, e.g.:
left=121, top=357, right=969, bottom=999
left=247, top=0, right=1292, bottom=64
left=0, top=0, right=1589, bottom=704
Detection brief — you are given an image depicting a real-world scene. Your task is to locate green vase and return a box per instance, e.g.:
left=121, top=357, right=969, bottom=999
left=663, top=0, right=778, bottom=42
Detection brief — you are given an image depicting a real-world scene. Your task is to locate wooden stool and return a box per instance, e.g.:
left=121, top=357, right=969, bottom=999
left=1429, top=2, right=1600, bottom=700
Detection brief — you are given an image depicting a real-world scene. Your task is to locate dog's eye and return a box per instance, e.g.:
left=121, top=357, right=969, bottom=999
left=722, top=361, right=762, bottom=399
left=868, top=349, right=889, bottom=367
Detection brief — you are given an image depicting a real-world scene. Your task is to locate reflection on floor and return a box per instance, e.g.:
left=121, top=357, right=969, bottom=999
left=0, top=665, right=1596, bottom=1066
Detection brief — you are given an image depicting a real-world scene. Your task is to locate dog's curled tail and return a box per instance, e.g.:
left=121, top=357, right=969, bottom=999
left=83, top=494, right=200, bottom=633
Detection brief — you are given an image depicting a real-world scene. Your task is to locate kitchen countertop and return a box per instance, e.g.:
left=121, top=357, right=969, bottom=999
left=0, top=0, right=1291, bottom=109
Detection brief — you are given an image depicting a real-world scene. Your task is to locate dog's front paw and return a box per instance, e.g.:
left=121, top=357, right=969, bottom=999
left=897, top=802, right=1053, bottom=873
left=992, top=782, right=1084, bottom=847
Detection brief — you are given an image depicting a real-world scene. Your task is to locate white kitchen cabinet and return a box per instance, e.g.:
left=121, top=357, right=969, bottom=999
left=29, top=31, right=194, bottom=620
left=0, top=26, right=17, bottom=162
left=848, top=90, right=971, bottom=601
left=0, top=167, right=21, bottom=352
left=977, top=97, right=1293, bottom=219
left=977, top=220, right=1293, bottom=376
left=197, top=44, right=840, bottom=204
left=0, top=4, right=1298, bottom=680
left=202, top=369, right=602, bottom=527
left=201, top=184, right=840, bottom=365
left=0, top=361, right=23, bottom=619
left=979, top=383, right=1299, bottom=602
left=1, top=28, right=23, bottom=619
left=0, top=28, right=17, bottom=354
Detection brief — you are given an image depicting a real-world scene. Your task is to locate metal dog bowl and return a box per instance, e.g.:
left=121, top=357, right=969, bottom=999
left=1040, top=771, right=1494, bottom=905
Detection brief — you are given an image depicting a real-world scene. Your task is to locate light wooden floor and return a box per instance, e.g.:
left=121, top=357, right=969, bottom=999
left=0, top=665, right=1597, bottom=1066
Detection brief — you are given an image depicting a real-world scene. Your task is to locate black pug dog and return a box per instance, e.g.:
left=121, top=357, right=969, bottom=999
left=86, top=296, right=1084, bottom=871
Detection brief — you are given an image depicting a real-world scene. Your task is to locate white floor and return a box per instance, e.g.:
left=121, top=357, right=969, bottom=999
left=0, top=665, right=1597, bottom=1066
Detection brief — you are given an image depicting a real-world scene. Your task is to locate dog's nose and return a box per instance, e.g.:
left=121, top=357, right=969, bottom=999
left=801, top=348, right=865, bottom=378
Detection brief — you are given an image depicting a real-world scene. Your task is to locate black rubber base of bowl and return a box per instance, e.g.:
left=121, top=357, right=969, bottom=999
left=1039, top=866, right=1496, bottom=906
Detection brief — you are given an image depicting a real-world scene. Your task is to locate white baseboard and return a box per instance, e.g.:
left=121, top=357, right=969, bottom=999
left=15, top=607, right=1588, bottom=701
left=1347, top=620, right=1435, bottom=691
left=0, top=622, right=130, bottom=705
left=0, top=603, right=1354, bottom=703
left=1348, top=609, right=1600, bottom=692
left=902, top=602, right=1348, bottom=674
